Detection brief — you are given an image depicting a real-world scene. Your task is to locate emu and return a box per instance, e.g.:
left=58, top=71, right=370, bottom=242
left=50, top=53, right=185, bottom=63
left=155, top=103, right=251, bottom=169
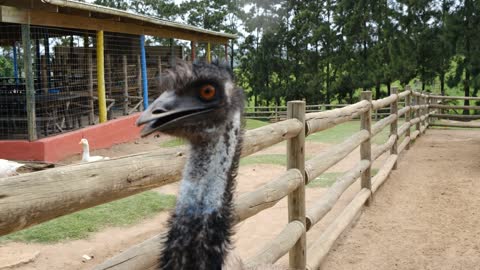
left=137, top=61, right=282, bottom=270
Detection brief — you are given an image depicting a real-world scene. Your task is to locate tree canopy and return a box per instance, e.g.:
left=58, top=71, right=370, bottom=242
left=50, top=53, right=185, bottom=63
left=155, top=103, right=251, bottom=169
left=89, top=0, right=480, bottom=107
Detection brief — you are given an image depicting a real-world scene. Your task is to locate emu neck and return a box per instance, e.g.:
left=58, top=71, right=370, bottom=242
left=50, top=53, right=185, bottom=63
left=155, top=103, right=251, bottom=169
left=160, top=111, right=242, bottom=270
left=81, top=144, right=90, bottom=161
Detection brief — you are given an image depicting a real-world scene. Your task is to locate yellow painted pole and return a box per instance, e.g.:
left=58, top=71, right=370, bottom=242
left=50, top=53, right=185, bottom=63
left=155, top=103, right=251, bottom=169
left=96, top=30, right=107, bottom=123
left=207, top=42, right=211, bottom=63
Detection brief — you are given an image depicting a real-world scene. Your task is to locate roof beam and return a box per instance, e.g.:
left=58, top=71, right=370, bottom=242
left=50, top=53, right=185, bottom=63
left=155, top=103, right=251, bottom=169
left=0, top=6, right=230, bottom=44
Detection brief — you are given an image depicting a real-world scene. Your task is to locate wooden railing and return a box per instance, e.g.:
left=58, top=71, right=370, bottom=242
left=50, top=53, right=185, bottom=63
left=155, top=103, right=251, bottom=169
left=0, top=87, right=436, bottom=269
left=429, top=95, right=480, bottom=128
left=244, top=103, right=404, bottom=122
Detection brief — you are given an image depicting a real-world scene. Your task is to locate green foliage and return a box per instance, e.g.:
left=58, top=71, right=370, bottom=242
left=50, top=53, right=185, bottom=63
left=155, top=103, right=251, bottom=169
left=90, top=0, right=480, bottom=103
left=1, top=192, right=175, bottom=243
left=0, top=56, right=14, bottom=78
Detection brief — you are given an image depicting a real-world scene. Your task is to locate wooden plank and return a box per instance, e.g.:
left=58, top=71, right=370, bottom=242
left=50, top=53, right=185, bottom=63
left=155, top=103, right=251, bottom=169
left=286, top=101, right=306, bottom=270
left=372, top=94, right=398, bottom=110
left=397, top=106, right=410, bottom=118
left=304, top=130, right=369, bottom=183
left=371, top=154, right=398, bottom=193
left=246, top=221, right=305, bottom=267
left=371, top=113, right=397, bottom=137
left=305, top=101, right=370, bottom=135
left=360, top=91, right=372, bottom=205
left=305, top=188, right=371, bottom=270
left=397, top=122, right=411, bottom=137
left=234, top=169, right=302, bottom=223
left=305, top=160, right=370, bottom=230
left=428, top=94, right=480, bottom=101
left=0, top=120, right=302, bottom=237
left=372, top=134, right=396, bottom=161
left=22, top=24, right=37, bottom=141
left=398, top=90, right=411, bottom=99
left=431, top=114, right=480, bottom=120
left=398, top=136, right=411, bottom=154
left=430, top=120, right=480, bottom=128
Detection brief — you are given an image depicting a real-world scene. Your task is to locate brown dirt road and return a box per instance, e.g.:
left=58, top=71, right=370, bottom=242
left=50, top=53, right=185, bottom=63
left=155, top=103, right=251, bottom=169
left=321, top=129, right=480, bottom=270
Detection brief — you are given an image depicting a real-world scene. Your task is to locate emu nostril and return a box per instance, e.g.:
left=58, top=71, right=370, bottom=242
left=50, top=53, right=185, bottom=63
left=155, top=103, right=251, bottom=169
left=152, top=109, right=167, bottom=114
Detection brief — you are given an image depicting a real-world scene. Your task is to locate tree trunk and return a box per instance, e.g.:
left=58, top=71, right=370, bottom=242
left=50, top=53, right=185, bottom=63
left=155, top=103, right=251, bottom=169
left=387, top=82, right=391, bottom=96
left=440, top=72, right=445, bottom=96
left=463, top=70, right=470, bottom=115
left=375, top=82, right=381, bottom=99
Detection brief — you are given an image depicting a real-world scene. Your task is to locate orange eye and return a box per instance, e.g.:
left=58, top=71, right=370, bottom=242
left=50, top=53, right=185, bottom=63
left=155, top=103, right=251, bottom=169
left=199, top=85, right=216, bottom=100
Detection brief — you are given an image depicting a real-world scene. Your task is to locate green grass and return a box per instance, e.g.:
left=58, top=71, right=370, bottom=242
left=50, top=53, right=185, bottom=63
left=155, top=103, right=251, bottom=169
left=0, top=192, right=176, bottom=243
left=240, top=154, right=286, bottom=166
left=306, top=120, right=398, bottom=145
left=308, top=169, right=379, bottom=188
left=160, top=119, right=270, bottom=148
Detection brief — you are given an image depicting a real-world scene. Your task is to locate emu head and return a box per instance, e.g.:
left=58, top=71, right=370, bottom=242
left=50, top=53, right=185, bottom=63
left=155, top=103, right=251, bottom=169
left=136, top=61, right=244, bottom=143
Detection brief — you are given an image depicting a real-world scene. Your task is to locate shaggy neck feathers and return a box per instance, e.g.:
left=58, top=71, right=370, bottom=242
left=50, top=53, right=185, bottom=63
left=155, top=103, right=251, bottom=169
left=159, top=111, right=242, bottom=270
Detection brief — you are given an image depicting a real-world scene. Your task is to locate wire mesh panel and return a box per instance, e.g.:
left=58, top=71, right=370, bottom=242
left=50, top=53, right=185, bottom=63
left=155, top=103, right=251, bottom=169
left=0, top=22, right=185, bottom=140
left=0, top=23, right=28, bottom=139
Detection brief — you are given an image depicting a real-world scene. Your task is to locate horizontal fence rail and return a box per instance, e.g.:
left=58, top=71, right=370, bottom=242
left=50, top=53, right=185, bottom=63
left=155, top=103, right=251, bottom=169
left=2, top=87, right=459, bottom=270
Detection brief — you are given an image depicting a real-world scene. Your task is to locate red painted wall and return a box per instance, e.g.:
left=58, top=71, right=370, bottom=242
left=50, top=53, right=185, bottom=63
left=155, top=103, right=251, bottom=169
left=0, top=113, right=142, bottom=162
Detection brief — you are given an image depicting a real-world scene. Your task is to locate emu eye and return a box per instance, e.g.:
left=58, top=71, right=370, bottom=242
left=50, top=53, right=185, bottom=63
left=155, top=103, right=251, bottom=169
left=199, top=85, right=216, bottom=101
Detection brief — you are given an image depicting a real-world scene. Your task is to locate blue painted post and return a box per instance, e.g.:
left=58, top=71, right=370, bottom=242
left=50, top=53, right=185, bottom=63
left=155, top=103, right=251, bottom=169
left=140, top=35, right=149, bottom=109
left=13, top=43, right=19, bottom=87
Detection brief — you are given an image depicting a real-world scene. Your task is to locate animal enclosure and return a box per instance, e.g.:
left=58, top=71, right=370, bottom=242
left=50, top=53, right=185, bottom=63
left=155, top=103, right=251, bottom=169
left=3, top=87, right=476, bottom=269
left=0, top=1, right=234, bottom=141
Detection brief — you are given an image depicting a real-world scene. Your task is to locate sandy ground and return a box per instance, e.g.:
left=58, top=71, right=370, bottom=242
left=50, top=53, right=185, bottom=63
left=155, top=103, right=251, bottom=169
left=1, top=129, right=478, bottom=269
left=321, top=129, right=480, bottom=270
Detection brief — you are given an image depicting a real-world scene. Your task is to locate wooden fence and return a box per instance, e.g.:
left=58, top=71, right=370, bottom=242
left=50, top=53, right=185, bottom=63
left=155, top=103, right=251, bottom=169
left=244, top=103, right=405, bottom=122
left=1, top=86, right=473, bottom=269
left=429, top=95, right=480, bottom=128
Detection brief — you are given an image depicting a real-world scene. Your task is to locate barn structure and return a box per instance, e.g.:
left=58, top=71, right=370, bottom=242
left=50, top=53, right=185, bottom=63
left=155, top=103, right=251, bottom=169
left=0, top=0, right=235, bottom=161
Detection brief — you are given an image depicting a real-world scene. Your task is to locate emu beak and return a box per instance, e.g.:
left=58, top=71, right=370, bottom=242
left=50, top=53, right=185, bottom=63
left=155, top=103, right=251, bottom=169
left=136, top=91, right=214, bottom=137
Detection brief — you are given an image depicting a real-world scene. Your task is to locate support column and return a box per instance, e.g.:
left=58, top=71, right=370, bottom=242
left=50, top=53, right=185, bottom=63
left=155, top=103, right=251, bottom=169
left=35, top=39, right=41, bottom=90
left=287, top=101, right=306, bottom=270
left=207, top=42, right=212, bottom=63
left=123, top=55, right=129, bottom=115
left=224, top=43, right=228, bottom=62
left=169, top=38, right=176, bottom=66
left=191, top=41, right=196, bottom=61
left=360, top=91, right=372, bottom=205
left=44, top=35, right=51, bottom=89
left=22, top=24, right=37, bottom=141
left=96, top=30, right=107, bottom=123
left=13, top=42, right=19, bottom=87
left=140, top=35, right=149, bottom=109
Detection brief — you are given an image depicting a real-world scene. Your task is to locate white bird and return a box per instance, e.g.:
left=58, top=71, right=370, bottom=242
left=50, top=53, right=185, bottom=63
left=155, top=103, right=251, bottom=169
left=0, top=159, right=24, bottom=178
left=79, top=138, right=110, bottom=162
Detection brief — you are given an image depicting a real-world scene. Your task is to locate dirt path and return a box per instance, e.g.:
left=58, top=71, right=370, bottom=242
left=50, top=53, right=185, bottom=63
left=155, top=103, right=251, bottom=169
left=321, top=129, right=480, bottom=270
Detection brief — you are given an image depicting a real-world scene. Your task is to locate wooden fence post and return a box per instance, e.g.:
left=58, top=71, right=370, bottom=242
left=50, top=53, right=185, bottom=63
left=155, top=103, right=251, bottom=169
left=415, top=92, right=421, bottom=134
left=405, top=89, right=411, bottom=150
left=287, top=101, right=306, bottom=270
left=360, top=91, right=372, bottom=205
left=390, top=87, right=398, bottom=169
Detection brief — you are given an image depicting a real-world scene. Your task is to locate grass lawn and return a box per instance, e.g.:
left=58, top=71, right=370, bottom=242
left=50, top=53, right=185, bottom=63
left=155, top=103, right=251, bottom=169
left=308, top=169, right=379, bottom=188
left=0, top=192, right=175, bottom=243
